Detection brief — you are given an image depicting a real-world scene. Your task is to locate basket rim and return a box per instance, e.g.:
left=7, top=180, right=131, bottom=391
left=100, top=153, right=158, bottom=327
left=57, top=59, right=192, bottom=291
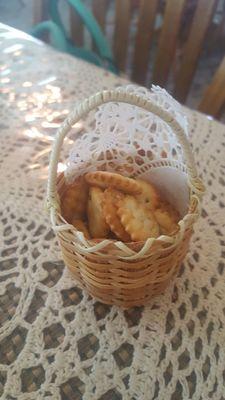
left=53, top=213, right=197, bottom=261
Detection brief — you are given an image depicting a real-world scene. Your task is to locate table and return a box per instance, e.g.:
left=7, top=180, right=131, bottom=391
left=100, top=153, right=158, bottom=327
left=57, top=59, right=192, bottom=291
left=0, top=23, right=225, bottom=400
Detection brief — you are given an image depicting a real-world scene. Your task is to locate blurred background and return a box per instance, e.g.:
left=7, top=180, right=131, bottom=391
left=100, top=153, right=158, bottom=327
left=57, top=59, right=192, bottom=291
left=1, top=0, right=225, bottom=119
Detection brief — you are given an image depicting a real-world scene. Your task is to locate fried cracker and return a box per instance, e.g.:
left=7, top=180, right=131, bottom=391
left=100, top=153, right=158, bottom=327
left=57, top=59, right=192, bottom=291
left=117, top=195, right=159, bottom=241
left=163, top=201, right=180, bottom=223
left=103, top=188, right=131, bottom=242
left=154, top=202, right=179, bottom=235
left=61, top=176, right=88, bottom=223
left=72, top=219, right=90, bottom=239
left=85, top=171, right=141, bottom=195
left=135, top=179, right=160, bottom=209
left=87, top=186, right=110, bottom=238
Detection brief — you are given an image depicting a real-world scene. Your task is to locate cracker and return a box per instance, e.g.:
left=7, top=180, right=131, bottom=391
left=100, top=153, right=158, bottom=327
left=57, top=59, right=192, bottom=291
left=135, top=179, right=160, bottom=209
left=61, top=176, right=88, bottom=223
left=103, top=188, right=131, bottom=242
left=87, top=186, right=110, bottom=238
left=154, top=202, right=179, bottom=235
left=163, top=201, right=180, bottom=223
left=85, top=171, right=141, bottom=195
left=72, top=219, right=90, bottom=239
left=117, top=195, right=159, bottom=241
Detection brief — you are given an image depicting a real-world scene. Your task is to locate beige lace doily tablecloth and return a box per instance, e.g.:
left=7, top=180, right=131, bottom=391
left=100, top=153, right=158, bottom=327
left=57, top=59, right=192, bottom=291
left=0, top=24, right=225, bottom=400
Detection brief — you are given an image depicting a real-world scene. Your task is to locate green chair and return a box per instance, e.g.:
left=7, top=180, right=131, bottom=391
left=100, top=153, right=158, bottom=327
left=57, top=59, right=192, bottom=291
left=31, top=0, right=117, bottom=74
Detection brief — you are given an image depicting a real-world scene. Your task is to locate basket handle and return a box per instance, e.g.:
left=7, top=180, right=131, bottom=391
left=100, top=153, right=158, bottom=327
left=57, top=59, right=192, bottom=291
left=47, top=89, right=204, bottom=211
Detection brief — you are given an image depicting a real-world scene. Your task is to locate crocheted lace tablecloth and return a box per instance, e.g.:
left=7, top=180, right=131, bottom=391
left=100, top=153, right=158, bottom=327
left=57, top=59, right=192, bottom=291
left=0, top=24, right=225, bottom=400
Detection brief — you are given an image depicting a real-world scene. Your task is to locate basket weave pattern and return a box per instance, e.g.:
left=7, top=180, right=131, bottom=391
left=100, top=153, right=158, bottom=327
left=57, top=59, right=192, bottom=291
left=47, top=88, right=204, bottom=307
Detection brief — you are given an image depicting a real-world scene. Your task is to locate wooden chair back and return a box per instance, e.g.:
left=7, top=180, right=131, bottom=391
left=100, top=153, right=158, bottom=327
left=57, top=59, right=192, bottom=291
left=34, top=0, right=225, bottom=118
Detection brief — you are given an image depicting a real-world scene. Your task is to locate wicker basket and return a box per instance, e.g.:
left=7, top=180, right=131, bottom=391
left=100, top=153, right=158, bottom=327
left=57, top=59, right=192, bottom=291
left=46, top=89, right=204, bottom=308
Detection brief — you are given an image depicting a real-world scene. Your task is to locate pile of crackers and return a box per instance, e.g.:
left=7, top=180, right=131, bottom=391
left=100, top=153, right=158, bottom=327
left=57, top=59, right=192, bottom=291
left=61, top=171, right=180, bottom=242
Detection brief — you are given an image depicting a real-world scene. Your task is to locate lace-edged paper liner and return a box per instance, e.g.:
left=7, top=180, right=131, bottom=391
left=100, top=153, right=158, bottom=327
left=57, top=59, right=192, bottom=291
left=64, top=85, right=190, bottom=219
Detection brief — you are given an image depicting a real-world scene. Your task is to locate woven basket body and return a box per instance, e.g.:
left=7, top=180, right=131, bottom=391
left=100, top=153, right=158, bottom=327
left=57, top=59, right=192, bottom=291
left=47, top=86, right=204, bottom=307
